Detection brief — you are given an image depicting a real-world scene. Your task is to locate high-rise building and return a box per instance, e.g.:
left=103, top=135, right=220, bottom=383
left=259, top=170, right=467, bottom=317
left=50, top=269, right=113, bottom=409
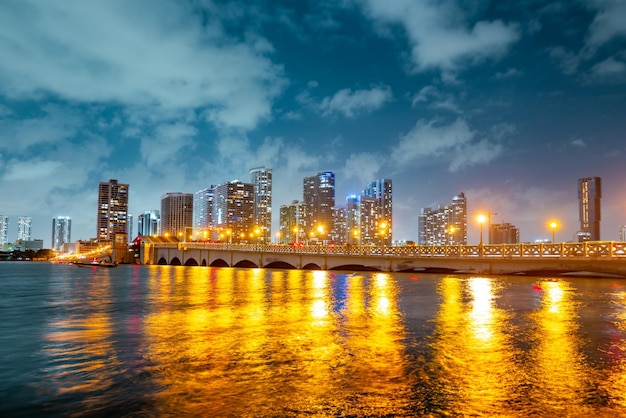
left=97, top=179, right=129, bottom=242
left=193, top=187, right=215, bottom=239
left=419, top=192, right=468, bottom=245
left=578, top=177, right=601, bottom=241
left=160, top=193, right=193, bottom=240
left=127, top=214, right=134, bottom=242
left=332, top=206, right=347, bottom=245
left=362, top=179, right=393, bottom=245
left=17, top=216, right=32, bottom=241
left=303, top=171, right=335, bottom=242
left=345, top=195, right=360, bottom=245
left=250, top=167, right=272, bottom=243
left=137, top=210, right=160, bottom=237
left=52, top=216, right=72, bottom=252
left=0, top=215, right=8, bottom=246
left=213, top=181, right=255, bottom=243
left=620, top=225, right=626, bottom=242
left=279, top=200, right=306, bottom=244
left=489, top=223, right=520, bottom=244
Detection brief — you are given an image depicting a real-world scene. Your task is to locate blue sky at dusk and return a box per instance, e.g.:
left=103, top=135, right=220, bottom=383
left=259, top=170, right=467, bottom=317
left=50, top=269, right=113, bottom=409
left=1, top=0, right=625, bottom=247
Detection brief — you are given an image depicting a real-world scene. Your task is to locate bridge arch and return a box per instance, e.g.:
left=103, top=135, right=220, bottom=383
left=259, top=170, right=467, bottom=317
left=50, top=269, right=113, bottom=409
left=303, top=263, right=322, bottom=270
left=170, top=257, right=181, bottom=265
left=184, top=258, right=198, bottom=266
left=265, top=261, right=297, bottom=270
left=210, top=258, right=229, bottom=267
left=330, top=264, right=381, bottom=272
left=234, top=260, right=259, bottom=268
left=201, top=259, right=207, bottom=266
left=157, top=257, right=167, bottom=265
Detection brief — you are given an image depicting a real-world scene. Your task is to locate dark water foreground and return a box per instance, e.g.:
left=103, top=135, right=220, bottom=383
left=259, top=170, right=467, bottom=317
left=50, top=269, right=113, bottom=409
left=2, top=262, right=626, bottom=417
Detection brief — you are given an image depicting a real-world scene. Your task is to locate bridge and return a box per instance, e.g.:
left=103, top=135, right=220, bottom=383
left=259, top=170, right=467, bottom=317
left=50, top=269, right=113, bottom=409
left=138, top=238, right=626, bottom=277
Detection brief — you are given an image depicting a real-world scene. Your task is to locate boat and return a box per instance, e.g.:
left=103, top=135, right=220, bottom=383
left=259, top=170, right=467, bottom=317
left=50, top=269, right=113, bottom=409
left=74, top=260, right=118, bottom=268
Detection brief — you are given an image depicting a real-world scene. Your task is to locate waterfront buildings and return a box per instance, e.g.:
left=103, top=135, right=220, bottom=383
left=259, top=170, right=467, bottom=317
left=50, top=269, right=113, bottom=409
left=193, top=187, right=215, bottom=238
left=620, top=225, right=626, bottom=242
left=362, top=179, right=393, bottom=245
left=0, top=215, right=8, bottom=247
left=137, top=210, right=160, bottom=237
left=250, top=166, right=272, bottom=243
left=489, top=222, right=520, bottom=244
left=213, top=181, right=255, bottom=243
left=578, top=176, right=601, bottom=241
left=97, top=179, right=129, bottom=242
left=17, top=217, right=32, bottom=241
left=418, top=192, right=467, bottom=245
left=303, top=172, right=335, bottom=243
left=160, top=193, right=193, bottom=239
left=279, top=200, right=306, bottom=244
left=51, top=216, right=71, bottom=252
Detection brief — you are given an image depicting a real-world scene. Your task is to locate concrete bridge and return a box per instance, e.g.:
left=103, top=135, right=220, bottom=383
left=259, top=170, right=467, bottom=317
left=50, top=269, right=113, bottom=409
left=139, top=238, right=626, bottom=277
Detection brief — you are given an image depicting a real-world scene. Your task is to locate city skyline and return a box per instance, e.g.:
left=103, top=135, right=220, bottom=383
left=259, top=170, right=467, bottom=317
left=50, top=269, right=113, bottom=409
left=1, top=1, right=625, bottom=247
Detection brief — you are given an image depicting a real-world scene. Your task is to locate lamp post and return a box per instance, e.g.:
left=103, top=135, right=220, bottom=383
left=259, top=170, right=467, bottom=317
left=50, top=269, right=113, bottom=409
left=448, top=225, right=456, bottom=245
left=477, top=215, right=486, bottom=247
left=549, top=221, right=558, bottom=243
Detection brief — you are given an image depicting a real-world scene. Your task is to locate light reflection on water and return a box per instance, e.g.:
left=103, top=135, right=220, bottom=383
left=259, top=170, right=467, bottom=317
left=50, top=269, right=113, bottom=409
left=1, top=263, right=626, bottom=416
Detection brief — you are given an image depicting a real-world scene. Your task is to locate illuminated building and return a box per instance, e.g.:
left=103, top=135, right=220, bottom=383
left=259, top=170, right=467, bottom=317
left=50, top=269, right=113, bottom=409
left=97, top=179, right=129, bottom=242
left=213, top=181, right=254, bottom=243
left=249, top=166, right=272, bottom=243
left=51, top=216, right=71, bottom=252
left=0, top=215, right=8, bottom=247
left=620, top=225, right=626, bottom=242
left=362, top=179, right=393, bottom=245
left=193, top=187, right=215, bottom=238
left=489, top=223, right=520, bottom=244
left=138, top=210, right=160, bottom=237
left=419, top=192, right=467, bottom=245
left=578, top=176, right=601, bottom=241
left=160, top=192, right=193, bottom=239
left=279, top=200, right=306, bottom=244
left=17, top=216, right=32, bottom=241
left=303, top=172, right=335, bottom=242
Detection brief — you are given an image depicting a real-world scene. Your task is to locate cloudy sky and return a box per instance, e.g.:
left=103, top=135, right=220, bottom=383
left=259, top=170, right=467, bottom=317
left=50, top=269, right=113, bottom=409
left=1, top=0, right=625, bottom=247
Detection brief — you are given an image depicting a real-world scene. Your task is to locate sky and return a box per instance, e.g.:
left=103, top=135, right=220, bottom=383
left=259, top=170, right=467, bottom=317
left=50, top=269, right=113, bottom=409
left=1, top=0, right=625, bottom=248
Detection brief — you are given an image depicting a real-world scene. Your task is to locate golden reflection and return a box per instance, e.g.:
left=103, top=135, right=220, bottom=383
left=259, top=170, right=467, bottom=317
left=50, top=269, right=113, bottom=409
left=141, top=268, right=413, bottom=416
left=42, top=270, right=119, bottom=411
left=530, top=280, right=589, bottom=414
left=603, top=287, right=626, bottom=409
left=431, top=276, right=518, bottom=415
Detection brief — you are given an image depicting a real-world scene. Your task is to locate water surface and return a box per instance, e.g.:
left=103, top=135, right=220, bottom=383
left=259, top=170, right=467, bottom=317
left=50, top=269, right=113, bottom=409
left=1, top=262, right=626, bottom=416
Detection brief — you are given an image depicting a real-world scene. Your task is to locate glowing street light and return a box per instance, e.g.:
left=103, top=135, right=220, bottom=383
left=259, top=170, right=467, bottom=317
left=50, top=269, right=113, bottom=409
left=549, top=221, right=558, bottom=243
left=448, top=225, right=457, bottom=244
left=477, top=214, right=486, bottom=245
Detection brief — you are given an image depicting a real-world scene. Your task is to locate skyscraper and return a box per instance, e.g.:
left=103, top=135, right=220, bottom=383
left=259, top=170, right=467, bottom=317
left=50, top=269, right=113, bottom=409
left=303, top=171, right=335, bottom=242
left=213, top=181, right=255, bottom=243
left=97, top=179, right=129, bottom=242
left=193, top=187, right=215, bottom=238
left=279, top=200, right=306, bottom=244
left=578, top=176, right=601, bottom=241
left=419, top=192, right=468, bottom=245
left=250, top=167, right=272, bottom=243
left=0, top=215, right=8, bottom=246
left=17, top=216, right=32, bottom=241
left=137, top=210, right=160, bottom=237
left=52, top=216, right=72, bottom=252
left=362, top=179, right=393, bottom=245
left=160, top=193, right=193, bottom=239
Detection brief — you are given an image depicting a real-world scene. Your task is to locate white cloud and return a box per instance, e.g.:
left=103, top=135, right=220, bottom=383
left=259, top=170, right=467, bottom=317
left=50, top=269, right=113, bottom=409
left=356, top=0, right=520, bottom=73
left=140, top=123, right=197, bottom=168
left=0, top=0, right=285, bottom=130
left=390, top=118, right=505, bottom=172
left=319, top=86, right=392, bottom=118
left=585, top=0, right=626, bottom=50
left=411, top=86, right=461, bottom=113
left=342, top=152, right=382, bottom=186
left=3, top=159, right=64, bottom=181
left=0, top=105, right=82, bottom=152
left=590, top=57, right=626, bottom=81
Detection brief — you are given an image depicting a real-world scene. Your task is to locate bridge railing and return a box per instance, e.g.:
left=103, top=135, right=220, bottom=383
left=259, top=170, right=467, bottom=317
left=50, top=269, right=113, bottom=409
left=150, top=240, right=626, bottom=259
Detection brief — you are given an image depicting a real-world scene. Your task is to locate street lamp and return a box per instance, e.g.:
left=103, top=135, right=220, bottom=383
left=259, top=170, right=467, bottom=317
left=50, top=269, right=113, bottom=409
left=549, top=221, right=558, bottom=243
left=477, top=214, right=486, bottom=245
left=379, top=221, right=388, bottom=246
left=448, top=225, right=456, bottom=244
